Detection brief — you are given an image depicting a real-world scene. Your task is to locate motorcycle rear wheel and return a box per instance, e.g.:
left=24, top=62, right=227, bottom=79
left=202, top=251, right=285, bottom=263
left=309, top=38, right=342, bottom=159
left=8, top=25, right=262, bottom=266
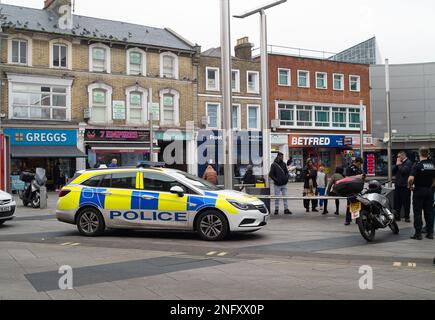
left=31, top=191, right=41, bottom=208
left=356, top=211, right=376, bottom=242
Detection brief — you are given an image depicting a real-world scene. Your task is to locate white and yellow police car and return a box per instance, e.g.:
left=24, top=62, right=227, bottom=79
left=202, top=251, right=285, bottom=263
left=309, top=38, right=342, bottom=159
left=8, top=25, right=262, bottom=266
left=56, top=164, right=269, bottom=241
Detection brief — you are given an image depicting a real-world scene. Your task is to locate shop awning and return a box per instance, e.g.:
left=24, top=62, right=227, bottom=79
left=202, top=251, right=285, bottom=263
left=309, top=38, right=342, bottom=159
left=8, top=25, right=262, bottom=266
left=11, top=146, right=87, bottom=158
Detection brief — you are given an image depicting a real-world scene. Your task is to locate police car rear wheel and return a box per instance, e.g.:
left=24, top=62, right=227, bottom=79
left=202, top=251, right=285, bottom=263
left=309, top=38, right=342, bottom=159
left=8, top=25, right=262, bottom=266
left=197, top=211, right=229, bottom=241
left=77, top=208, right=105, bottom=237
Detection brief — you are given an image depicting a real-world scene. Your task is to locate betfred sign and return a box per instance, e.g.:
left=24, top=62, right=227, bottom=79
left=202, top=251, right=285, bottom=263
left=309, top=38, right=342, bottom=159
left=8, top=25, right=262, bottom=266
left=366, top=153, right=376, bottom=176
left=289, top=135, right=346, bottom=148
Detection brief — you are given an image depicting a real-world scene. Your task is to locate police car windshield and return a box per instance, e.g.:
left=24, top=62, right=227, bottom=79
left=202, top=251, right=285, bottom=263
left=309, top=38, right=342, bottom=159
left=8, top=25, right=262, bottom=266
left=171, top=171, right=222, bottom=191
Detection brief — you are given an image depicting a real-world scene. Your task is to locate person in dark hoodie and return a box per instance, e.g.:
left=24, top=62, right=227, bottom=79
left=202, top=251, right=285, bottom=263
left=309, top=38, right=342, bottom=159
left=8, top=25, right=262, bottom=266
left=392, top=151, right=413, bottom=222
left=241, top=165, right=256, bottom=191
left=269, top=152, right=292, bottom=216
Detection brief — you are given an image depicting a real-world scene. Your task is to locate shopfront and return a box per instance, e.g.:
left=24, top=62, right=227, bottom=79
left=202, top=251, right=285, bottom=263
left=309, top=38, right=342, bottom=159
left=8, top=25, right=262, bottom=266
left=84, top=129, right=156, bottom=168
left=4, top=128, right=85, bottom=190
left=155, top=130, right=194, bottom=173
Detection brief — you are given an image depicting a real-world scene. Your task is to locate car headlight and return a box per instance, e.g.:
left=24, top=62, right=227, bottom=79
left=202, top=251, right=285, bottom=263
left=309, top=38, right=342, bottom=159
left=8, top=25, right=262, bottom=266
left=228, top=200, right=255, bottom=211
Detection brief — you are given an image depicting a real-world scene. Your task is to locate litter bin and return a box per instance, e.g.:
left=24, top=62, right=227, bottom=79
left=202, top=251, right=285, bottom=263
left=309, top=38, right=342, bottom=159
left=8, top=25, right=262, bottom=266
left=245, top=187, right=271, bottom=213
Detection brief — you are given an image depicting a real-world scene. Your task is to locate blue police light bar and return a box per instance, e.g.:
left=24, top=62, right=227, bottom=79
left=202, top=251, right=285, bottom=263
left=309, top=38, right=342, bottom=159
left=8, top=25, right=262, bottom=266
left=137, top=161, right=166, bottom=168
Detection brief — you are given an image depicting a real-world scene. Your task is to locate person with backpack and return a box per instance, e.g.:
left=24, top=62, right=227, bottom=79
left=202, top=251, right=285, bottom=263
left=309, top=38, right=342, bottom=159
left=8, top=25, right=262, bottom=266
left=269, top=152, right=292, bottom=216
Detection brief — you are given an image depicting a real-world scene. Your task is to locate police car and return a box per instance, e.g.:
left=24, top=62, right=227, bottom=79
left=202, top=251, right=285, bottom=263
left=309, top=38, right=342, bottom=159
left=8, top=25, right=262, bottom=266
left=56, top=163, right=269, bottom=241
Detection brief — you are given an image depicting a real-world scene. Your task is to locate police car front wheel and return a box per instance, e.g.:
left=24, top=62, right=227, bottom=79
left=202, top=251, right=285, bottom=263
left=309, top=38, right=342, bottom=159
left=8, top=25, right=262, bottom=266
left=77, top=208, right=105, bottom=237
left=196, top=211, right=229, bottom=241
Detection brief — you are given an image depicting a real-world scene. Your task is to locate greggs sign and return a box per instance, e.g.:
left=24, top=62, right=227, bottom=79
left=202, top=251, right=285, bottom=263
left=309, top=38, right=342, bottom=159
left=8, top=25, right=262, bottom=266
left=289, top=135, right=347, bottom=148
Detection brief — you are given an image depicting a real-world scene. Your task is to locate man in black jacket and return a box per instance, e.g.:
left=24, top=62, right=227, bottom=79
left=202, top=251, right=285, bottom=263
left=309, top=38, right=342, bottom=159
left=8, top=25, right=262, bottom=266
left=393, top=151, right=413, bottom=222
left=269, top=153, right=292, bottom=215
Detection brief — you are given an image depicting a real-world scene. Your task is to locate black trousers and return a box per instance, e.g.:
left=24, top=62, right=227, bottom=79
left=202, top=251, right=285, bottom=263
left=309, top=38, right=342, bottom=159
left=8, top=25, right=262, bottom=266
left=324, top=192, right=340, bottom=213
left=394, top=186, right=411, bottom=219
left=413, top=187, right=435, bottom=235
left=304, top=199, right=318, bottom=210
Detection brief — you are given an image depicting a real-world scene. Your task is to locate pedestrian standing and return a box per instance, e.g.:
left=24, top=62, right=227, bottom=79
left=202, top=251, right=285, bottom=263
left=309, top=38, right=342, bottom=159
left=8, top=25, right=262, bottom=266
left=203, top=165, right=218, bottom=185
left=408, top=147, right=435, bottom=240
left=108, top=158, right=118, bottom=168
left=303, top=159, right=318, bottom=213
left=345, top=157, right=365, bottom=225
left=392, top=151, right=413, bottom=222
left=241, top=165, right=256, bottom=191
left=287, top=158, right=297, bottom=183
left=324, top=166, right=345, bottom=215
left=269, top=152, right=292, bottom=215
left=317, top=165, right=328, bottom=212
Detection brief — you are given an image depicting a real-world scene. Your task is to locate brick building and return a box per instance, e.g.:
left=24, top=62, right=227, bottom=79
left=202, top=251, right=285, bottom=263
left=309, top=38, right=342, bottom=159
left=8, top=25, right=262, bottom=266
left=0, top=0, right=199, bottom=189
left=196, top=37, right=263, bottom=181
left=267, top=52, right=376, bottom=174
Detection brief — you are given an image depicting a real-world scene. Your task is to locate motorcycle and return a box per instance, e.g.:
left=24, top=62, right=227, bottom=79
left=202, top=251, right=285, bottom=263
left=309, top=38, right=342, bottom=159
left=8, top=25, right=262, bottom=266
left=19, top=168, right=47, bottom=208
left=335, top=178, right=399, bottom=242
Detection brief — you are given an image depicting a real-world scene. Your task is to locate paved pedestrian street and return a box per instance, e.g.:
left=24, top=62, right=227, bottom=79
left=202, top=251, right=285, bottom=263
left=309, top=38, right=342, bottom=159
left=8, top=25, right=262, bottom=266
left=0, top=188, right=434, bottom=300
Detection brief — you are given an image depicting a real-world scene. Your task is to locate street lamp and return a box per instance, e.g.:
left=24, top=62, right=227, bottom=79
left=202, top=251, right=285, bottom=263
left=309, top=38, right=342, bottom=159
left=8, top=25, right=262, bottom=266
left=234, top=0, right=287, bottom=187
left=385, top=59, right=393, bottom=187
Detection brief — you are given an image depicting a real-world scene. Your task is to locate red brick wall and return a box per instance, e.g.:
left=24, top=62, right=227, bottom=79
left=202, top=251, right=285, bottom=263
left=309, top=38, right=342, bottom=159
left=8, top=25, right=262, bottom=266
left=268, top=54, right=371, bottom=134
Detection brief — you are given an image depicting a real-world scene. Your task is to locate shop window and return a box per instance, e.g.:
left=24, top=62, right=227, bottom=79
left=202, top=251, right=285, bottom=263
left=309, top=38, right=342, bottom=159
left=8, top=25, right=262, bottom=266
left=315, top=106, right=330, bottom=127
left=111, top=172, right=137, bottom=189
left=296, top=105, right=313, bottom=126
left=332, top=107, right=347, bottom=128
left=206, top=67, right=220, bottom=91
left=278, top=104, right=295, bottom=127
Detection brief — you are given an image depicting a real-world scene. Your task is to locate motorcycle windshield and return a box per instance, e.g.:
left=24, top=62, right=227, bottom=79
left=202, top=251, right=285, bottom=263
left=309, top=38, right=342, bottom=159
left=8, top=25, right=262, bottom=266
left=35, top=168, right=47, bottom=186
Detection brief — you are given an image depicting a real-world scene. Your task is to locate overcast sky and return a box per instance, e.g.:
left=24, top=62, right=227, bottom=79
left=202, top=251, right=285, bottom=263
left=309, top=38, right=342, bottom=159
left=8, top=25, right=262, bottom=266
left=4, top=0, right=435, bottom=64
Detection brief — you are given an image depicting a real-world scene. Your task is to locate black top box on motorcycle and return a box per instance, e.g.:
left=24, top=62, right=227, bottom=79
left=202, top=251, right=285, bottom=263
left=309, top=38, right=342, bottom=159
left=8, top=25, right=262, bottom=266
left=20, top=172, right=35, bottom=183
left=334, top=177, right=364, bottom=197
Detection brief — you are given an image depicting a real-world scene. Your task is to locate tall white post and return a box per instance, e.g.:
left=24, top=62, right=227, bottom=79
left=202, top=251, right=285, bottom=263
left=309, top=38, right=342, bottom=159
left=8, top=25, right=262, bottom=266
left=220, top=0, right=234, bottom=189
left=360, top=100, right=364, bottom=163
left=385, top=59, right=393, bottom=187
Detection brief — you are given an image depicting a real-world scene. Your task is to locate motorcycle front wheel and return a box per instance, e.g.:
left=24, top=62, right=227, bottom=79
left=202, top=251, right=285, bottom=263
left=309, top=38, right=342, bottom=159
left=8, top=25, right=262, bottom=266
left=389, top=221, right=400, bottom=235
left=356, top=211, right=376, bottom=242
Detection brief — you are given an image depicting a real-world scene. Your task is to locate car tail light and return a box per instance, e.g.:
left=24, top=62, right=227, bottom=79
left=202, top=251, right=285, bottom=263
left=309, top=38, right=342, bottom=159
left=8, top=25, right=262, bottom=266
left=58, top=190, right=71, bottom=198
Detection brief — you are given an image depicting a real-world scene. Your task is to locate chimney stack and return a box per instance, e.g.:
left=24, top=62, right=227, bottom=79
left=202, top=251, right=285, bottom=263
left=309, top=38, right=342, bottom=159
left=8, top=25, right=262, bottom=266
left=234, top=37, right=253, bottom=60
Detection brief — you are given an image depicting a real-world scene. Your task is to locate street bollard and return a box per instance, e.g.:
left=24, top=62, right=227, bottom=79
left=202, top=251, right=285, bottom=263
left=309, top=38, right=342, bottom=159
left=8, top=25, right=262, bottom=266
left=40, top=186, right=47, bottom=210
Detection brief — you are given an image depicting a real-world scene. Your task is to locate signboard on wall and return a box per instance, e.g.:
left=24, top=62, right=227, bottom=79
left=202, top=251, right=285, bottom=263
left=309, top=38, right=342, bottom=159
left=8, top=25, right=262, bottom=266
left=113, top=101, right=126, bottom=120
left=289, top=135, right=347, bottom=148
left=85, top=129, right=150, bottom=142
left=3, top=129, right=77, bottom=146
left=366, top=153, right=376, bottom=176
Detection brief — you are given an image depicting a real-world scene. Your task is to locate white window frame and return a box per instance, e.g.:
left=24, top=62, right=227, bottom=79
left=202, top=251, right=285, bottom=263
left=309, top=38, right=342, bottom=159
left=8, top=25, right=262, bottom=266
left=247, top=104, right=261, bottom=131
left=7, top=73, right=73, bottom=121
left=126, top=48, right=146, bottom=76
left=349, top=75, right=361, bottom=92
left=247, top=71, right=260, bottom=94
left=160, top=52, right=179, bottom=80
left=232, top=103, right=241, bottom=130
left=88, top=82, right=113, bottom=124
left=315, top=72, right=328, bottom=90
left=205, top=102, right=221, bottom=130
left=278, top=68, right=291, bottom=87
left=49, top=39, right=72, bottom=69
left=159, top=88, right=180, bottom=127
left=8, top=35, right=32, bottom=66
left=274, top=100, right=367, bottom=131
left=89, top=43, right=111, bottom=73
left=297, top=70, right=310, bottom=88
left=206, top=67, right=220, bottom=91
left=333, top=73, right=344, bottom=91
left=125, top=86, right=148, bottom=125
left=232, top=69, right=240, bottom=93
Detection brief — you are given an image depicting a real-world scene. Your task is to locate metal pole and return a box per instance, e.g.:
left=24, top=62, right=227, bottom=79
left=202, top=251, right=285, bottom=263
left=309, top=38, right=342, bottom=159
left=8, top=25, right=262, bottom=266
left=360, top=100, right=364, bottom=162
left=385, top=59, right=393, bottom=187
left=148, top=88, right=154, bottom=162
left=260, top=10, right=271, bottom=187
left=220, top=0, right=234, bottom=189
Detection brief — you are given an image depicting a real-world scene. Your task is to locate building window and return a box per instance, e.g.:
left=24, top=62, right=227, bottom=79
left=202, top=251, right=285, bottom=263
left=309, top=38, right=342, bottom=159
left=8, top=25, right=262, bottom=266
left=206, top=103, right=220, bottom=129
left=232, top=104, right=241, bottom=130
left=316, top=72, right=328, bottom=89
left=315, top=106, right=330, bottom=127
left=89, top=44, right=111, bottom=73
left=159, top=89, right=180, bottom=126
left=277, top=103, right=294, bottom=127
left=206, top=67, right=220, bottom=91
left=350, top=75, right=361, bottom=92
left=333, top=73, right=344, bottom=91
left=349, top=108, right=361, bottom=128
left=88, top=82, right=113, bottom=124
left=247, top=105, right=260, bottom=130
left=10, top=83, right=69, bottom=121
left=232, top=70, right=240, bottom=93
left=297, top=70, right=310, bottom=88
left=10, top=38, right=30, bottom=65
left=278, top=69, right=291, bottom=86
left=247, top=71, right=260, bottom=93
left=126, top=86, right=148, bottom=125
left=332, top=107, right=347, bottom=128
left=127, top=48, right=146, bottom=76
left=296, top=105, right=313, bottom=126
left=52, top=44, right=67, bottom=68
left=160, top=52, right=179, bottom=79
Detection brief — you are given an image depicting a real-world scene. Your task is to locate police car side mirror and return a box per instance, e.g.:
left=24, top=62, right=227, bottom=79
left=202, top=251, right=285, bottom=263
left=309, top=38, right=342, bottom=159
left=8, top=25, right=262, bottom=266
left=170, top=186, right=185, bottom=197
